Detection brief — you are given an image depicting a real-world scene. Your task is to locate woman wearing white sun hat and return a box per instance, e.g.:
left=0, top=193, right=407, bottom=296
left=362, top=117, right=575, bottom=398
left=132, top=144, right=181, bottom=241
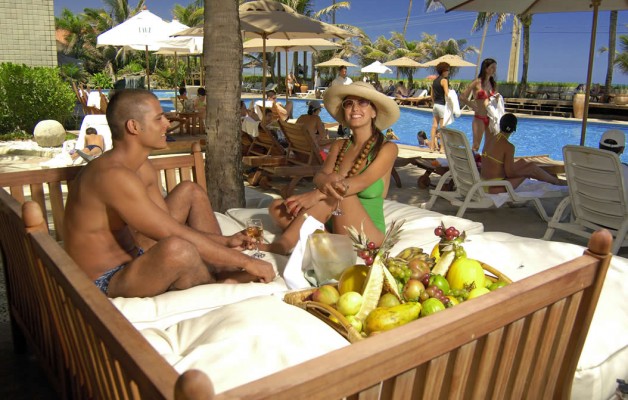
left=265, top=82, right=400, bottom=255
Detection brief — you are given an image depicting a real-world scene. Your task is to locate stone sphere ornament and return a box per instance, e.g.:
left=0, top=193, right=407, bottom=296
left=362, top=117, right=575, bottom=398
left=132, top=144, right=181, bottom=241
left=34, top=120, right=66, bottom=148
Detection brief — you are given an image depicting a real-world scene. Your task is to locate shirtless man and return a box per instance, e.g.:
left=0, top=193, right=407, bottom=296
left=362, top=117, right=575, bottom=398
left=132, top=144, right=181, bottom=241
left=480, top=113, right=563, bottom=194
left=63, top=89, right=275, bottom=298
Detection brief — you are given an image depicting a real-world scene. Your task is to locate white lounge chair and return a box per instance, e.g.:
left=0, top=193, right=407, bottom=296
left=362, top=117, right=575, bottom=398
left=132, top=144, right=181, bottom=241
left=424, top=127, right=566, bottom=221
left=544, top=145, right=628, bottom=254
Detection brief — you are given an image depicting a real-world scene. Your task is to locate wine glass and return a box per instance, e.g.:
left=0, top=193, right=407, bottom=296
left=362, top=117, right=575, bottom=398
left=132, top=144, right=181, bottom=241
left=331, top=181, right=349, bottom=216
left=246, top=218, right=265, bottom=258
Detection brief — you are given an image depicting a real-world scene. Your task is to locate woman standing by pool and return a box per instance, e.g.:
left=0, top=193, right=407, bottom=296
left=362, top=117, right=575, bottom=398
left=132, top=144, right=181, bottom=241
left=429, top=62, right=450, bottom=152
left=265, top=82, right=400, bottom=255
left=462, top=58, right=498, bottom=152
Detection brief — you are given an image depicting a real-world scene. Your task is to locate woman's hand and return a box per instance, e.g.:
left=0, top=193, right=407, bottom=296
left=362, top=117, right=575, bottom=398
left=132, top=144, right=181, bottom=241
left=283, top=190, right=324, bottom=217
left=316, top=172, right=345, bottom=198
left=226, top=231, right=255, bottom=250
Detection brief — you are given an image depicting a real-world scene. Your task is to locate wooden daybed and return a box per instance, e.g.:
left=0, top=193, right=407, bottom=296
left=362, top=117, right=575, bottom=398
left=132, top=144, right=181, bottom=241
left=0, top=142, right=617, bottom=399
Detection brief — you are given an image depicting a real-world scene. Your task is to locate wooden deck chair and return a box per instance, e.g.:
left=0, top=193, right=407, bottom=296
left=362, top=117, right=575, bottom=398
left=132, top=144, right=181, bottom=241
left=246, top=125, right=286, bottom=157
left=256, top=120, right=324, bottom=197
left=544, top=145, right=628, bottom=254
left=425, top=127, right=564, bottom=221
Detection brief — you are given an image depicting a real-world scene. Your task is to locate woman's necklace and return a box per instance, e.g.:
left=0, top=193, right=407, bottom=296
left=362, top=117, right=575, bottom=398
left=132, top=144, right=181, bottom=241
left=333, top=134, right=377, bottom=177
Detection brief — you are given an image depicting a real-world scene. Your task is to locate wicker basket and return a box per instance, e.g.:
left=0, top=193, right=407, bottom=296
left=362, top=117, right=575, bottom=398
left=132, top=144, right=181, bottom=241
left=284, top=262, right=512, bottom=343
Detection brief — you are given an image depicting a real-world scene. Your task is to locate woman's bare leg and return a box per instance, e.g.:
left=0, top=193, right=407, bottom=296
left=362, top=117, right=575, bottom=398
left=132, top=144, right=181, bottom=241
left=429, top=115, right=439, bottom=152
left=471, top=117, right=485, bottom=152
left=514, top=160, right=562, bottom=185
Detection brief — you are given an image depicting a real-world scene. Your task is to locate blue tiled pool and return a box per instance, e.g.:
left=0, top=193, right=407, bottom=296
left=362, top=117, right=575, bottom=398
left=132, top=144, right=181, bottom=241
left=156, top=92, right=627, bottom=163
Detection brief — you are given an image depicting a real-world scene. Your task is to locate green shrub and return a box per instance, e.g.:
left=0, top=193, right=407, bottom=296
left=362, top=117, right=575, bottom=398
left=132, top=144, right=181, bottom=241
left=0, top=63, right=75, bottom=135
left=89, top=72, right=114, bottom=89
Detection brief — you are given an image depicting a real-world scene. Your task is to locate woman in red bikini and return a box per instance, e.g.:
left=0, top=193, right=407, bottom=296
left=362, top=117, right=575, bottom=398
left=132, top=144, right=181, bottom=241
left=462, top=58, right=497, bottom=152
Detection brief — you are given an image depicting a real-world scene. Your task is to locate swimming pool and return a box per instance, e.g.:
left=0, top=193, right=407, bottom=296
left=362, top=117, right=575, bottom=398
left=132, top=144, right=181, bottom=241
left=157, top=92, right=627, bottom=163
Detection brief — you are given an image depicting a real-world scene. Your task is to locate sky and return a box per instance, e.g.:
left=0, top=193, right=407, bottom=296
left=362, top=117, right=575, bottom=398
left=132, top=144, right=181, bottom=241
left=54, top=0, right=628, bottom=84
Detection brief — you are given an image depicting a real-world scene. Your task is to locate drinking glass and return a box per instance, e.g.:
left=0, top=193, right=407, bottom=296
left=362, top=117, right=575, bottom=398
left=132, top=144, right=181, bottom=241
left=246, top=218, right=265, bottom=258
left=331, top=181, right=349, bottom=216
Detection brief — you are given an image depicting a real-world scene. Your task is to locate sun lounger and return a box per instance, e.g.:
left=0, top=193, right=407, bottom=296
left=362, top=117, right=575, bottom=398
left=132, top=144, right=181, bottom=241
left=544, top=145, right=628, bottom=254
left=425, top=128, right=568, bottom=221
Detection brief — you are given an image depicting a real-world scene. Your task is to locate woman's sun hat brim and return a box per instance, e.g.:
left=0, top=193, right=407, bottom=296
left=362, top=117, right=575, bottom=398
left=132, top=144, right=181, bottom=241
left=323, top=81, right=400, bottom=130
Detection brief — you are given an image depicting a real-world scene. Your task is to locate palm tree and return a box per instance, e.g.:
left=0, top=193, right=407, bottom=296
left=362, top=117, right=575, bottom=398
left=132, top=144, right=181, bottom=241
left=203, top=0, right=245, bottom=210
left=416, top=33, right=476, bottom=78
left=604, top=11, right=618, bottom=102
left=172, top=3, right=204, bottom=26
left=616, top=32, right=628, bottom=74
left=403, top=0, right=413, bottom=36
left=389, top=32, right=424, bottom=87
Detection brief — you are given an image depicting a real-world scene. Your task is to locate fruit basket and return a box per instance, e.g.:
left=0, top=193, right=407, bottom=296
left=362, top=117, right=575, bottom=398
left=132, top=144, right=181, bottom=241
left=284, top=261, right=512, bottom=343
left=284, top=287, right=364, bottom=343
left=284, top=222, right=513, bottom=341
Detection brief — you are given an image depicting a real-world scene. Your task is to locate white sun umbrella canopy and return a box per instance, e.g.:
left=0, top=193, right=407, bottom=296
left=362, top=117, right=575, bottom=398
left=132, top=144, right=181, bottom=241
left=439, top=0, right=628, bottom=145
left=361, top=61, right=392, bottom=74
left=243, top=38, right=341, bottom=100
left=97, top=10, right=178, bottom=89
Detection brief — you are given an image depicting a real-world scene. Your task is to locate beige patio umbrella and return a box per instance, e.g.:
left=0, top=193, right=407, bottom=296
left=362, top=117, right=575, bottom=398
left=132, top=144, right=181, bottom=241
left=384, top=57, right=425, bottom=85
left=243, top=38, right=341, bottom=100
left=422, top=54, right=476, bottom=67
left=439, top=0, right=628, bottom=145
left=314, top=58, right=358, bottom=68
left=384, top=57, right=424, bottom=68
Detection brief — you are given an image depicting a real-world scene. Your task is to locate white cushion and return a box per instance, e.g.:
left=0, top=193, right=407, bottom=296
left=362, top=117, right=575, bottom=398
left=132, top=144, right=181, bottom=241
left=112, top=277, right=289, bottom=331
left=141, top=296, right=349, bottom=394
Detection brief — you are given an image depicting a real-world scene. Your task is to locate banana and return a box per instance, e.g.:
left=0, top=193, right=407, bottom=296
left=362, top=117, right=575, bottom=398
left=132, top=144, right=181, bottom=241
left=395, top=247, right=423, bottom=261
left=431, top=250, right=455, bottom=276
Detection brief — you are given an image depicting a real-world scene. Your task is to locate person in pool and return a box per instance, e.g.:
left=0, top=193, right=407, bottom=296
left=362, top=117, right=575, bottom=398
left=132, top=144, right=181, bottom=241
left=264, top=82, right=400, bottom=255
left=480, top=113, right=564, bottom=194
left=461, top=58, right=498, bottom=152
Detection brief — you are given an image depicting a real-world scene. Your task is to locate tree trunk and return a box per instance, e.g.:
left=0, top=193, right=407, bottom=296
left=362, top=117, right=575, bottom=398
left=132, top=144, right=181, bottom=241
left=403, top=0, right=413, bottom=36
left=204, top=0, right=245, bottom=211
left=604, top=11, right=617, bottom=103
left=517, top=16, right=532, bottom=98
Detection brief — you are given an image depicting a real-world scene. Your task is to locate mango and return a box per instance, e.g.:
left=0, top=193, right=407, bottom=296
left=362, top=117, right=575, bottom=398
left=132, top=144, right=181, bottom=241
left=364, top=302, right=421, bottom=335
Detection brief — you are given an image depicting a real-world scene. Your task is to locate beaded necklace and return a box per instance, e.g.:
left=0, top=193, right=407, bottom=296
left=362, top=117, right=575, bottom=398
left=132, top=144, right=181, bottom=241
left=333, top=134, right=378, bottom=177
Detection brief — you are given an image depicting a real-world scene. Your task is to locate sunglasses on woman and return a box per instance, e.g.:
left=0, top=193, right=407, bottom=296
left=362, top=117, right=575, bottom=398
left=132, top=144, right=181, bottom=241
left=342, top=98, right=372, bottom=109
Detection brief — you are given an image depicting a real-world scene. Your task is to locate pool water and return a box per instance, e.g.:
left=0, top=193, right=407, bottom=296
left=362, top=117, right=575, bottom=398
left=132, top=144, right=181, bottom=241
left=157, top=92, right=627, bottom=163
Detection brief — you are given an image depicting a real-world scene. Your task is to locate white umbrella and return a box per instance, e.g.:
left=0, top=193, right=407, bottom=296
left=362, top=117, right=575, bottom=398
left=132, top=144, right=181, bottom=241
left=361, top=61, right=392, bottom=74
left=439, top=0, right=628, bottom=145
left=244, top=38, right=341, bottom=100
left=97, top=10, right=175, bottom=90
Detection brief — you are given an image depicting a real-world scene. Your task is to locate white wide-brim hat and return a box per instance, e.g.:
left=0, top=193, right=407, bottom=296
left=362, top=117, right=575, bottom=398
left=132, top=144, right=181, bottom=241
left=323, top=81, right=400, bottom=130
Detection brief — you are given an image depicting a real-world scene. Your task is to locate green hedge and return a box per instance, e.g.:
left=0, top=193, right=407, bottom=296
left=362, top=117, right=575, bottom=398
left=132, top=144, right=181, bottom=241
left=0, top=63, right=75, bottom=135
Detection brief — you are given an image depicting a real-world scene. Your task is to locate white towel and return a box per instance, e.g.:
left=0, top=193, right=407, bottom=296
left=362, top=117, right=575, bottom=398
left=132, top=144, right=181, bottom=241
left=487, top=179, right=569, bottom=208
left=86, top=91, right=102, bottom=109
left=241, top=116, right=260, bottom=138
left=443, top=90, right=461, bottom=126
left=487, top=94, right=505, bottom=135
left=283, top=216, right=325, bottom=290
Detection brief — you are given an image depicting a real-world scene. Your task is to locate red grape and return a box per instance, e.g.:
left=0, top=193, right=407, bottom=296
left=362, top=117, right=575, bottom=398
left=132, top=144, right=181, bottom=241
left=367, top=241, right=377, bottom=250
left=364, top=256, right=374, bottom=266
left=434, top=226, right=443, bottom=236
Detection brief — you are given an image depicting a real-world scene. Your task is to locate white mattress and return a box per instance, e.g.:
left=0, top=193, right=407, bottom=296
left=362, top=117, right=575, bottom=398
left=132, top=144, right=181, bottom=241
left=111, top=200, right=626, bottom=399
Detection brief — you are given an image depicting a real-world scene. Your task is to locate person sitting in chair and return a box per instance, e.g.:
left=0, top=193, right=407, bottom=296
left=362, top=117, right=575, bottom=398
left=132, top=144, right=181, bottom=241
left=254, top=90, right=293, bottom=123
left=480, top=113, right=564, bottom=194
left=296, top=100, right=329, bottom=145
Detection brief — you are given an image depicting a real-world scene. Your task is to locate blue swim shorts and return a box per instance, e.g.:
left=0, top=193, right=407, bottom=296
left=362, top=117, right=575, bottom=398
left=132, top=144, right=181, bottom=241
left=94, top=248, right=144, bottom=295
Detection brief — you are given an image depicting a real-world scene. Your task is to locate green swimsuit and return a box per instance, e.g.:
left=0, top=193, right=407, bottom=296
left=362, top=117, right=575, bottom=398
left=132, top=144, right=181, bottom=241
left=332, top=140, right=386, bottom=233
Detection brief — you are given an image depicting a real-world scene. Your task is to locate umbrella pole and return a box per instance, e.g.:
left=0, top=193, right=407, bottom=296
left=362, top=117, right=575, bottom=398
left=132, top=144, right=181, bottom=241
left=262, top=35, right=267, bottom=108
left=145, top=45, right=151, bottom=90
left=580, top=0, right=600, bottom=146
left=285, top=48, right=289, bottom=102
left=174, top=52, right=179, bottom=111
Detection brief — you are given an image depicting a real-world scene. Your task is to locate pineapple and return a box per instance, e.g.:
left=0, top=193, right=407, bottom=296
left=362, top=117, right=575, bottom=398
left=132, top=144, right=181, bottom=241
left=346, top=220, right=405, bottom=322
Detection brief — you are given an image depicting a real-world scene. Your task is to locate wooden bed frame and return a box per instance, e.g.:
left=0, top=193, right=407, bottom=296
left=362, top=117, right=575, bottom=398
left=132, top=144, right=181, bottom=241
left=0, top=142, right=614, bottom=399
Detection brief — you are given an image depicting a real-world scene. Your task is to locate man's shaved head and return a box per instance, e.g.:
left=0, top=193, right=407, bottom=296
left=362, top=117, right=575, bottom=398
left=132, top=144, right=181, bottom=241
left=106, top=89, right=159, bottom=141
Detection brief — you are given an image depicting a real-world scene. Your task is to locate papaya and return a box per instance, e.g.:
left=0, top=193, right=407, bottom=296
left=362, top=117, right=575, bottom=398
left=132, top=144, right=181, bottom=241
left=364, top=302, right=421, bottom=335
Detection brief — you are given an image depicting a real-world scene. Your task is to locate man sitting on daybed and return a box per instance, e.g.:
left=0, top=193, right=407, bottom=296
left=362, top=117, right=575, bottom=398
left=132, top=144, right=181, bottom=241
left=63, top=89, right=275, bottom=298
